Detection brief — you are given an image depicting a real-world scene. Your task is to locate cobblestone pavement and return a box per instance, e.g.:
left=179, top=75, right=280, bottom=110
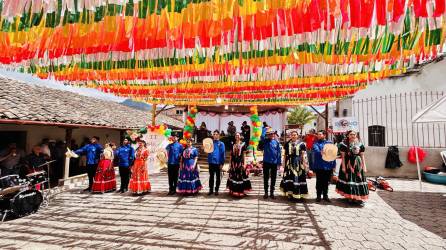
left=0, top=173, right=445, bottom=250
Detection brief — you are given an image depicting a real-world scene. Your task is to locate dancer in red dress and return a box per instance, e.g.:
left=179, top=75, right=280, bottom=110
left=92, top=143, right=116, bottom=193
left=129, top=140, right=151, bottom=194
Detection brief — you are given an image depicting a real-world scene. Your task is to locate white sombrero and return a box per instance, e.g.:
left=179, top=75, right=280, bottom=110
left=156, top=150, right=168, bottom=164
left=322, top=144, right=338, bottom=162
left=203, top=138, right=214, bottom=153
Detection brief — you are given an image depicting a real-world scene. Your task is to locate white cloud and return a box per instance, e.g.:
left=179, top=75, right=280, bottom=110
left=0, top=68, right=125, bottom=102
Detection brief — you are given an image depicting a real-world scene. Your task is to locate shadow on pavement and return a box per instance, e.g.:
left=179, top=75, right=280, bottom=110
left=378, top=190, right=446, bottom=239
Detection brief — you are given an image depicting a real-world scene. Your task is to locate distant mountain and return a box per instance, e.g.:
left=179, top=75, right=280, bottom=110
left=121, top=99, right=153, bottom=111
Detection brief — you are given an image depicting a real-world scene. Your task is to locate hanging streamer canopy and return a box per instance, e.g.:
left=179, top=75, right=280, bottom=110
left=0, top=0, right=445, bottom=105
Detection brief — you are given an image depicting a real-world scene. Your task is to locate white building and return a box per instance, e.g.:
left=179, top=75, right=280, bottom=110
left=352, top=57, right=446, bottom=148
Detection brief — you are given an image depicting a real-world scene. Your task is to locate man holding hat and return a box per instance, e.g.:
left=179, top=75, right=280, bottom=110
left=259, top=127, right=282, bottom=199
left=166, top=135, right=183, bottom=195
left=207, top=130, right=226, bottom=196
left=311, top=130, right=337, bottom=202
left=74, top=136, right=103, bottom=192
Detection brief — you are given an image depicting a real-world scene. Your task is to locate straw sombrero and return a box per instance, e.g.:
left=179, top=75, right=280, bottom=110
left=322, top=144, right=338, bottom=162
left=203, top=138, right=214, bottom=153
left=265, top=127, right=275, bottom=135
left=156, top=150, right=168, bottom=164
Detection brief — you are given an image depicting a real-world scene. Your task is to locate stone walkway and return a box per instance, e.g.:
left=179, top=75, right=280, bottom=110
left=0, top=173, right=445, bottom=250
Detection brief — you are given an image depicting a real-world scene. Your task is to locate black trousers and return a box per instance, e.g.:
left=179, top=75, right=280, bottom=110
left=86, top=164, right=98, bottom=190
left=315, top=169, right=332, bottom=198
left=119, top=166, right=131, bottom=191
left=263, top=163, right=278, bottom=194
left=168, top=164, right=180, bottom=192
left=209, top=164, right=221, bottom=192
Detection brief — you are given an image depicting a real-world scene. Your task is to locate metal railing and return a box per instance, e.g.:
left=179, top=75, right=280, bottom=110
left=353, top=91, right=446, bottom=148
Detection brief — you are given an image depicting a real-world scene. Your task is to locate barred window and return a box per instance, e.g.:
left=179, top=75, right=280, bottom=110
left=368, top=125, right=385, bottom=147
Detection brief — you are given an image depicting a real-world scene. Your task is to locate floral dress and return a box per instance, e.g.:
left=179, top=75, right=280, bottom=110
left=177, top=146, right=202, bottom=194
left=129, top=147, right=151, bottom=194
left=226, top=143, right=252, bottom=196
left=335, top=141, right=369, bottom=201
left=280, top=141, right=308, bottom=199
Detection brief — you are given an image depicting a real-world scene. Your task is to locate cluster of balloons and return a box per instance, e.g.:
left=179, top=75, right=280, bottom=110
left=132, top=124, right=172, bottom=139
left=248, top=106, right=262, bottom=150
left=180, top=106, right=198, bottom=146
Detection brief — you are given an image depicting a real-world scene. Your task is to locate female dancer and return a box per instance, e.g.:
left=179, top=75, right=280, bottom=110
left=129, top=140, right=151, bottom=194
left=226, top=133, right=252, bottom=197
left=92, top=143, right=117, bottom=193
left=177, top=139, right=202, bottom=194
left=280, top=131, right=309, bottom=200
left=335, top=130, right=369, bottom=203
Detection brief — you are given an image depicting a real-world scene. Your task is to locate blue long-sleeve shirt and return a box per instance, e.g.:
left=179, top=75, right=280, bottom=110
left=260, top=139, right=282, bottom=165
left=115, top=144, right=135, bottom=168
left=166, top=142, right=183, bottom=165
left=207, top=140, right=226, bottom=165
left=74, top=143, right=103, bottom=165
left=311, top=139, right=336, bottom=171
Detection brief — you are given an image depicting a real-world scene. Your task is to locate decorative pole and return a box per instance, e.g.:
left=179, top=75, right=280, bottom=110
left=152, top=104, right=157, bottom=126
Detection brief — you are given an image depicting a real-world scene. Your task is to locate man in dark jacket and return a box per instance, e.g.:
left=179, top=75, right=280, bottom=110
left=207, top=130, right=226, bottom=196
left=74, top=136, right=103, bottom=192
left=166, top=135, right=183, bottom=195
left=259, top=127, right=282, bottom=199
left=115, top=138, right=135, bottom=193
left=311, top=130, right=336, bottom=202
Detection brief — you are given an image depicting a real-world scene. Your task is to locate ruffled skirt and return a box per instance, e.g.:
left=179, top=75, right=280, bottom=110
left=226, top=162, right=252, bottom=197
left=335, top=158, right=369, bottom=201
left=177, top=165, right=202, bottom=194
left=129, top=159, right=151, bottom=194
left=92, top=159, right=116, bottom=193
left=280, top=164, right=308, bottom=199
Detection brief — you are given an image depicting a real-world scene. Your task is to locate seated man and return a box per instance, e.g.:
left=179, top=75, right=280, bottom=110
left=24, top=145, right=49, bottom=174
left=0, top=143, right=26, bottom=176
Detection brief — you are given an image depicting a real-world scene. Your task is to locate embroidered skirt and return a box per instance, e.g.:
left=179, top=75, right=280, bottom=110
left=129, top=159, right=151, bottom=194
left=92, top=159, right=116, bottom=193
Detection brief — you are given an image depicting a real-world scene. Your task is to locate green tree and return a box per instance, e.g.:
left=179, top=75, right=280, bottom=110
left=287, top=106, right=316, bottom=134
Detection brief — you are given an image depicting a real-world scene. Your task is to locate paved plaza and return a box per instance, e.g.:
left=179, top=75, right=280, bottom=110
left=0, top=173, right=445, bottom=250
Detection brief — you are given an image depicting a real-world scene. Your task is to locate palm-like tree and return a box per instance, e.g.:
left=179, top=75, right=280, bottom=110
left=287, top=106, right=316, bottom=134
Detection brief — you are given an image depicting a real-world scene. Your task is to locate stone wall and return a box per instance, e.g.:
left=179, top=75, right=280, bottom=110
left=365, top=146, right=446, bottom=178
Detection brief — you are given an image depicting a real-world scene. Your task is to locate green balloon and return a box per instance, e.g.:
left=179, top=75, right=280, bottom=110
left=253, top=127, right=260, bottom=133
left=139, top=127, right=147, bottom=134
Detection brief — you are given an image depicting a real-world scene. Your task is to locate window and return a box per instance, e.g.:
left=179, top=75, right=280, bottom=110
left=368, top=125, right=385, bottom=147
left=176, top=110, right=184, bottom=115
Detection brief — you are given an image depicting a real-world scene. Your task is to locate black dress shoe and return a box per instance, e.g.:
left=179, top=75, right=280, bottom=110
left=116, top=189, right=122, bottom=193
left=215, top=192, right=219, bottom=196
left=270, top=194, right=275, bottom=199
left=263, top=194, right=268, bottom=199
left=208, top=191, right=214, bottom=196
left=323, top=197, right=331, bottom=202
left=83, top=188, right=90, bottom=192
left=316, top=197, right=322, bottom=202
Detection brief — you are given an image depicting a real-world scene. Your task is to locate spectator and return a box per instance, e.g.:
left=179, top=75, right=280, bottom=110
left=227, top=121, right=237, bottom=145
left=241, top=121, right=251, bottom=145
left=0, top=143, right=26, bottom=176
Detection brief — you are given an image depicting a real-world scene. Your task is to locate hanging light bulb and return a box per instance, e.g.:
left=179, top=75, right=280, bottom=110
left=224, top=105, right=229, bottom=110
left=216, top=97, right=222, bottom=104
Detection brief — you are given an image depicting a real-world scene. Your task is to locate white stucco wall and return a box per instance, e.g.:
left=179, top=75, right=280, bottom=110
left=354, top=59, right=446, bottom=99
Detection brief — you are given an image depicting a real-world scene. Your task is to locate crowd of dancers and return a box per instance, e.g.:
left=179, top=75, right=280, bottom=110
left=74, top=128, right=369, bottom=204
